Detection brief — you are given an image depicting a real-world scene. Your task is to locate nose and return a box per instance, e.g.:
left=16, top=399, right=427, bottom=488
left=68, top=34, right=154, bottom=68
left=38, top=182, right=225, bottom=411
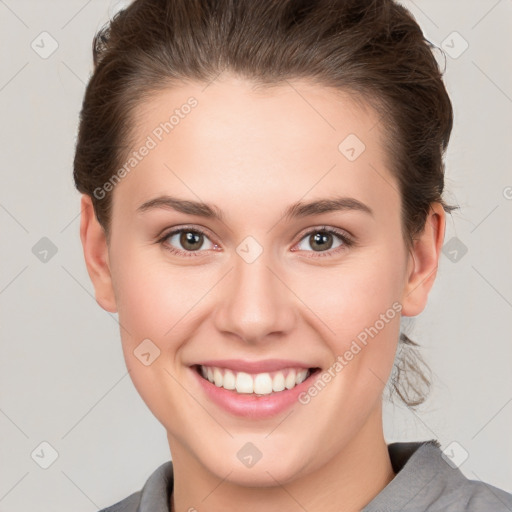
left=213, top=251, right=297, bottom=345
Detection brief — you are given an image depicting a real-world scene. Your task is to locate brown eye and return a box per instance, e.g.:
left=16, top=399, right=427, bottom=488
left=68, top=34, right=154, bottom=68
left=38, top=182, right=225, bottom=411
left=308, top=232, right=334, bottom=251
left=294, top=227, right=354, bottom=257
left=178, top=230, right=204, bottom=251
left=161, top=227, right=216, bottom=256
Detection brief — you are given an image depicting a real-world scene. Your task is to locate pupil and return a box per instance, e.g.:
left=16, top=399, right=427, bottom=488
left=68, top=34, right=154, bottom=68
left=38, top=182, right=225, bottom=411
left=181, top=231, right=202, bottom=250
left=311, top=232, right=332, bottom=251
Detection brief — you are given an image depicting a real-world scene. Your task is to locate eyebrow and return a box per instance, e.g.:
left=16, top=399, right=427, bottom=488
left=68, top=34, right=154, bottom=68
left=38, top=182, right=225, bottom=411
left=137, top=195, right=374, bottom=221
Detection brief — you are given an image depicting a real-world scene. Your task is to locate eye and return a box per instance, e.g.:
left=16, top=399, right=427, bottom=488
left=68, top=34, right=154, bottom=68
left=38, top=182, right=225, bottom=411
left=293, top=226, right=354, bottom=257
left=158, top=226, right=218, bottom=257
left=157, top=225, right=354, bottom=258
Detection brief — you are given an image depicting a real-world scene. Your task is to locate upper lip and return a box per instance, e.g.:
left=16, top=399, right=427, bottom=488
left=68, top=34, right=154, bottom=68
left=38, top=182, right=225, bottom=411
left=193, top=359, right=317, bottom=374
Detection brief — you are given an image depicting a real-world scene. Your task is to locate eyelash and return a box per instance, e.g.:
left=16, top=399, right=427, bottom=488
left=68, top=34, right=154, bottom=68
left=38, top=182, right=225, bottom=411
left=156, top=225, right=355, bottom=258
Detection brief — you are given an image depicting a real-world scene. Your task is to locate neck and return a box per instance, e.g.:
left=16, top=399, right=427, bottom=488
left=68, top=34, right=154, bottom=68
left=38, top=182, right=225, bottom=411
left=169, top=404, right=395, bottom=512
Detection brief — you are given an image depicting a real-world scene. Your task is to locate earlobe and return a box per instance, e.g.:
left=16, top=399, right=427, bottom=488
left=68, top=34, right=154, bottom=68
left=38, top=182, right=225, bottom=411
left=401, top=203, right=446, bottom=317
left=79, top=195, right=117, bottom=313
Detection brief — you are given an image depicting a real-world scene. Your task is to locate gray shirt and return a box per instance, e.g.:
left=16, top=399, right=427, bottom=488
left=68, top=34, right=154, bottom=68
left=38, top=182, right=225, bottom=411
left=98, top=439, right=512, bottom=511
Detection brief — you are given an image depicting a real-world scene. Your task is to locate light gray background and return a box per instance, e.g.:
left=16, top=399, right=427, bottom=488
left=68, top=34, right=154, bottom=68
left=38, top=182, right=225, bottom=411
left=1, top=0, right=511, bottom=510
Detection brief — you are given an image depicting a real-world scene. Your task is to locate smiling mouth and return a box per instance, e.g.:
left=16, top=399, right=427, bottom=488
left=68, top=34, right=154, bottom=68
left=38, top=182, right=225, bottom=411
left=192, top=364, right=322, bottom=395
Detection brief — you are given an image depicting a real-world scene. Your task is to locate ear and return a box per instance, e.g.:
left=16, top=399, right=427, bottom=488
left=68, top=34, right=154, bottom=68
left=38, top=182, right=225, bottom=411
left=79, top=195, right=117, bottom=313
left=401, top=202, right=446, bottom=317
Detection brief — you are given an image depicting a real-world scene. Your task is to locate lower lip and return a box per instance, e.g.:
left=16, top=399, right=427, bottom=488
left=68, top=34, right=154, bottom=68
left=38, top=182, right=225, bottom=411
left=190, top=366, right=319, bottom=419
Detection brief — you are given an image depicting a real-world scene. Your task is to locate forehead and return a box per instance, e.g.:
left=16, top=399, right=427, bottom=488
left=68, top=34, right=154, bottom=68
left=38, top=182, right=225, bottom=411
left=112, top=74, right=399, bottom=225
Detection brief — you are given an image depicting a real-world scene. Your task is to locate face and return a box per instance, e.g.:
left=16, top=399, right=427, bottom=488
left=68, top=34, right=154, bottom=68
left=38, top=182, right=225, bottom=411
left=81, top=73, right=444, bottom=486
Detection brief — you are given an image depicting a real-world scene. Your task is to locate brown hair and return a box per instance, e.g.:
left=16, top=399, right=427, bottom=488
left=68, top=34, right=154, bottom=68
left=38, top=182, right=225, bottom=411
left=73, top=0, right=458, bottom=408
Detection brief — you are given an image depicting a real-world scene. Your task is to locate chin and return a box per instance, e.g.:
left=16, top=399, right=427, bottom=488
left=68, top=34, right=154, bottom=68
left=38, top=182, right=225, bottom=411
left=200, top=440, right=312, bottom=488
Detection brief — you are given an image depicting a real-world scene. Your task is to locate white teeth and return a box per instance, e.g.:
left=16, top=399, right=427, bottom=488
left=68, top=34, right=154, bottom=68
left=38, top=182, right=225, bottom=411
left=296, top=369, right=308, bottom=384
left=223, top=370, right=236, bottom=390
left=235, top=372, right=254, bottom=394
left=254, top=373, right=273, bottom=395
left=213, top=368, right=223, bottom=387
left=199, top=365, right=311, bottom=394
left=272, top=372, right=286, bottom=392
left=285, top=370, right=296, bottom=389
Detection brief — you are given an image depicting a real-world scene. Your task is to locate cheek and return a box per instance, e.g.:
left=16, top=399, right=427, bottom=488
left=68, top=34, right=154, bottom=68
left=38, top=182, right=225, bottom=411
left=296, top=247, right=405, bottom=338
left=112, top=254, right=200, bottom=345
left=109, top=249, right=203, bottom=423
left=109, top=243, right=223, bottom=389
left=294, top=245, right=406, bottom=394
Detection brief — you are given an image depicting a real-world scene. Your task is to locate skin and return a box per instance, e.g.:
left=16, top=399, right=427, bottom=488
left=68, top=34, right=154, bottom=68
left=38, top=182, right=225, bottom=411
left=80, top=72, right=445, bottom=512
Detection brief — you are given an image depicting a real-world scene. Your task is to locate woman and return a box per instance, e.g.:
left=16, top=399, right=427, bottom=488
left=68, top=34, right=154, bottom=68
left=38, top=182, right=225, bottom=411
left=74, top=0, right=512, bottom=510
